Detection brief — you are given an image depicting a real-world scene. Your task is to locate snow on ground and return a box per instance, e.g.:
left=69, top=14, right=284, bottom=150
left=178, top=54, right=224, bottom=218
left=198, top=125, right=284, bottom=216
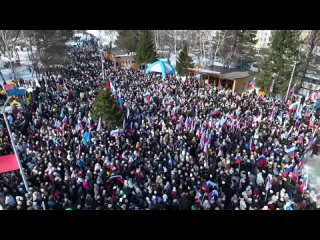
left=86, top=30, right=118, bottom=46
left=303, top=151, right=320, bottom=194
left=0, top=66, right=39, bottom=87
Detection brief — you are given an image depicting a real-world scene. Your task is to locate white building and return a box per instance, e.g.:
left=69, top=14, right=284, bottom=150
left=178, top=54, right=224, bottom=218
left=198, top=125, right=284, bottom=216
left=255, top=30, right=272, bottom=50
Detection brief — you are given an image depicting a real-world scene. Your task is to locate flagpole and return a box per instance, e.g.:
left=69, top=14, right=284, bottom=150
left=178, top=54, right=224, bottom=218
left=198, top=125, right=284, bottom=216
left=2, top=97, right=29, bottom=193
left=285, top=61, right=298, bottom=101
left=265, top=190, right=268, bottom=203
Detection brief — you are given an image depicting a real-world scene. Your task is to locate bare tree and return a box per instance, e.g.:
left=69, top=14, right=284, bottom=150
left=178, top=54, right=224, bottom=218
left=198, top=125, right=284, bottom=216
left=0, top=30, right=21, bottom=78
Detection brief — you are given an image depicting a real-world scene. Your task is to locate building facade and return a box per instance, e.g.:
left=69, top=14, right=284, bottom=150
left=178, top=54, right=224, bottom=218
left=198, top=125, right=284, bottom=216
left=255, top=30, right=272, bottom=50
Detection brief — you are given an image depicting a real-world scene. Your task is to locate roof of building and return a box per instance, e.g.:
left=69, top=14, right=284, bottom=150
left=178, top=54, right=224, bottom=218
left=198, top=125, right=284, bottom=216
left=117, top=55, right=135, bottom=62
left=222, top=71, right=250, bottom=79
left=109, top=47, right=127, bottom=56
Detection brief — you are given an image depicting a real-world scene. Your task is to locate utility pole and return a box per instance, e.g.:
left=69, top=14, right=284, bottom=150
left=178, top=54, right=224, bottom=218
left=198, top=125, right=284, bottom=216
left=174, top=30, right=177, bottom=56
left=285, top=61, right=298, bottom=101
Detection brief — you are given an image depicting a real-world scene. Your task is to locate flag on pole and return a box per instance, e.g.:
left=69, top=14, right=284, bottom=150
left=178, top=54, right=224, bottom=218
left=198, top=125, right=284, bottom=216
left=0, top=154, right=19, bottom=173
left=277, top=112, right=283, bottom=125
left=296, top=134, right=304, bottom=144
left=82, top=131, right=91, bottom=145
left=62, top=115, right=69, bottom=126
left=210, top=108, right=221, bottom=116
left=96, top=117, right=103, bottom=132
left=265, top=177, right=272, bottom=191
left=110, top=81, right=116, bottom=96
left=299, top=175, right=308, bottom=193
left=285, top=126, right=294, bottom=139
left=286, top=145, right=297, bottom=158
left=269, top=79, right=275, bottom=93
left=308, top=135, right=316, bottom=149
left=282, top=164, right=293, bottom=178
left=295, top=103, right=302, bottom=119
left=235, top=154, right=241, bottom=164
left=291, top=166, right=300, bottom=183
left=269, top=102, right=275, bottom=121
left=76, top=120, right=83, bottom=132
left=256, top=155, right=267, bottom=165
left=110, top=129, right=120, bottom=138
left=289, top=102, right=299, bottom=111
left=54, top=139, right=63, bottom=150
left=249, top=78, right=256, bottom=86
left=289, top=83, right=297, bottom=95
left=60, top=108, right=64, bottom=119
left=126, top=107, right=130, bottom=119
left=118, top=96, right=123, bottom=109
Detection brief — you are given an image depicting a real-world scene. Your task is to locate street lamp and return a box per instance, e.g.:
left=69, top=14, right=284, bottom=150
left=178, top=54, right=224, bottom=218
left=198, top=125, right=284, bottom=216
left=285, top=61, right=299, bottom=101
left=1, top=97, right=29, bottom=193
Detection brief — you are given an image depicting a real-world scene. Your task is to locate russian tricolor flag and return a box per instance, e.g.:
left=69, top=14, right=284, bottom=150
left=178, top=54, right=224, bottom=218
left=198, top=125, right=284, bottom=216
left=235, top=154, right=241, bottom=164
left=296, top=134, right=304, bottom=144
left=291, top=166, right=300, bottom=183
left=286, top=146, right=297, bottom=158
left=110, top=129, right=120, bottom=138
left=63, top=115, right=69, bottom=126
left=249, top=78, right=256, bottom=86
left=282, top=164, right=293, bottom=178
left=308, top=136, right=315, bottom=148
left=96, top=117, right=103, bottom=132
left=285, top=126, right=294, bottom=139
left=299, top=175, right=308, bottom=193
left=289, top=102, right=299, bottom=111
left=221, top=118, right=228, bottom=128
left=211, top=108, right=220, bottom=116
left=54, top=139, right=63, bottom=150
left=202, top=180, right=214, bottom=192
left=76, top=120, right=83, bottom=132
left=256, top=155, right=267, bottom=165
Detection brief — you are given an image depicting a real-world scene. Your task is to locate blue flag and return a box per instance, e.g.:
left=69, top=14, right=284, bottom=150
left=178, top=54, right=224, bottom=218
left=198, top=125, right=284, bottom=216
left=118, top=97, right=123, bottom=108
left=82, top=131, right=91, bottom=145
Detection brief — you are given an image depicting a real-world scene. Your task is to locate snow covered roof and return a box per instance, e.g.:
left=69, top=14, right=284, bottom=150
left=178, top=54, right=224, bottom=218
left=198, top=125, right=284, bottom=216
left=118, top=55, right=135, bottom=62
left=109, top=48, right=127, bottom=56
left=222, top=71, right=250, bottom=79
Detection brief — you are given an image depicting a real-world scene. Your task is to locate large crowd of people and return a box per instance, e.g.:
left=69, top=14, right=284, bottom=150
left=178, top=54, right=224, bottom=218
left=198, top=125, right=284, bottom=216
left=1, top=37, right=320, bottom=210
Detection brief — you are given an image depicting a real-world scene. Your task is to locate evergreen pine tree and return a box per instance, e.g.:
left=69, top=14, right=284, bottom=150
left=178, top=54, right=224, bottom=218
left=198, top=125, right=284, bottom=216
left=176, top=43, right=192, bottom=77
left=135, top=30, right=157, bottom=65
left=92, top=86, right=124, bottom=130
left=256, top=30, right=302, bottom=95
left=116, top=30, right=141, bottom=52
